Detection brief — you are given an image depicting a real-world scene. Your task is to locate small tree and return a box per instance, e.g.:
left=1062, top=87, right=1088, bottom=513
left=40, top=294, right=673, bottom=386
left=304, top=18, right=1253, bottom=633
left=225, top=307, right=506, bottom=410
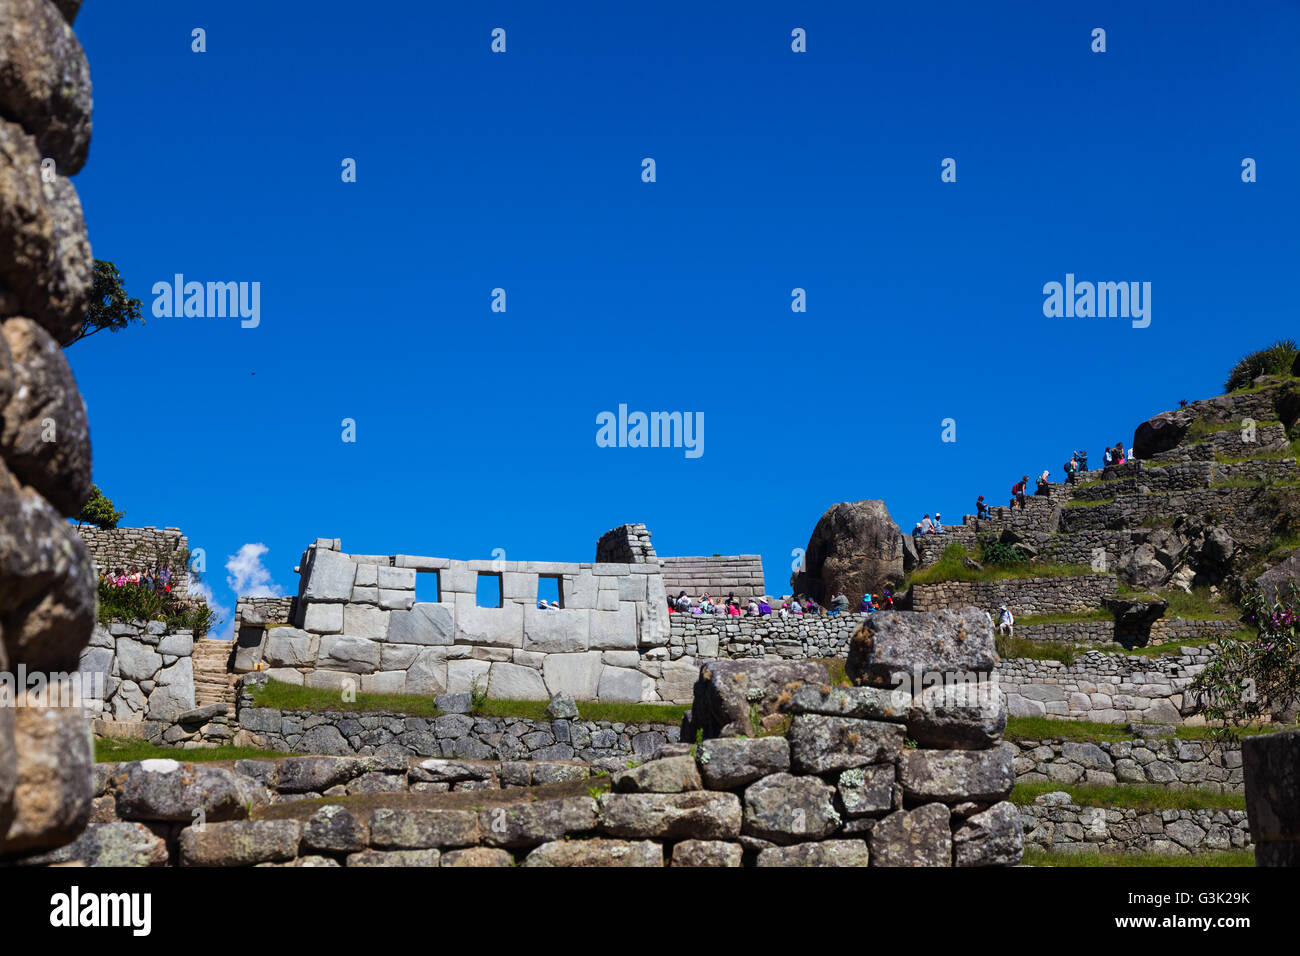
left=1190, top=583, right=1300, bottom=737
left=61, top=260, right=144, bottom=348
left=77, top=485, right=124, bottom=529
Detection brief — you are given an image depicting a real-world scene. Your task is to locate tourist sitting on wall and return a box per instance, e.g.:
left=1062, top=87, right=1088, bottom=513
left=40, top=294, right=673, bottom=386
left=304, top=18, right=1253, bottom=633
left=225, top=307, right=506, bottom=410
left=758, top=598, right=773, bottom=615
left=727, top=601, right=741, bottom=617
left=933, top=512, right=944, bottom=533
left=746, top=599, right=759, bottom=616
left=805, top=596, right=823, bottom=616
left=880, top=588, right=894, bottom=609
left=976, top=495, right=992, bottom=519
left=1115, top=442, right=1127, bottom=465
left=1075, top=449, right=1088, bottom=471
left=861, top=593, right=874, bottom=613
left=912, top=521, right=924, bottom=536
left=997, top=605, right=1014, bottom=636
left=779, top=602, right=790, bottom=618
left=699, top=592, right=715, bottom=613
left=674, top=590, right=692, bottom=610
left=920, top=514, right=935, bottom=534
left=829, top=592, right=850, bottom=615
left=1103, top=447, right=1113, bottom=467
left=725, top=592, right=740, bottom=610
left=1035, top=470, right=1050, bottom=494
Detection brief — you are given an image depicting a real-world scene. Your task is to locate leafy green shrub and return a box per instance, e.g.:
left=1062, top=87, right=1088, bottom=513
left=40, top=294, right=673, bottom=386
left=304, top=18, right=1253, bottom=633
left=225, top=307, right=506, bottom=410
left=979, top=537, right=1029, bottom=567
left=97, top=579, right=216, bottom=637
left=1224, top=339, right=1299, bottom=392
left=76, top=485, right=123, bottom=529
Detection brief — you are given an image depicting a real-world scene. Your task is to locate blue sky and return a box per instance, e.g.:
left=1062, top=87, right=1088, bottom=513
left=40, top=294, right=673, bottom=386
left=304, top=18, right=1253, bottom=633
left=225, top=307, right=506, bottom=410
left=66, top=1, right=1299, bottom=636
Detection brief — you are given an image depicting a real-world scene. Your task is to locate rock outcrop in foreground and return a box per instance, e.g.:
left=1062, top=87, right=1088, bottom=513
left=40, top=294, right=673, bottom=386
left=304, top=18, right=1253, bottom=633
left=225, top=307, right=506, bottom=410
left=0, top=0, right=97, bottom=858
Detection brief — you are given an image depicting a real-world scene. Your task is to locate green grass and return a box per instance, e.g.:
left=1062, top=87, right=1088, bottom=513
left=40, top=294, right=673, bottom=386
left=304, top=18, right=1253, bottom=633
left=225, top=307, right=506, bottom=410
left=1158, top=586, right=1240, bottom=621
left=1005, top=715, right=1296, bottom=743
left=248, top=678, right=685, bottom=725
left=1011, top=781, right=1245, bottom=812
left=1022, top=848, right=1254, bottom=867
left=95, top=738, right=298, bottom=762
left=996, top=634, right=1079, bottom=665
left=1062, top=497, right=1115, bottom=508
left=910, top=545, right=1098, bottom=586
left=1214, top=448, right=1296, bottom=464
left=1210, top=477, right=1300, bottom=490
left=1188, top=417, right=1283, bottom=439
left=1016, top=610, right=1115, bottom=626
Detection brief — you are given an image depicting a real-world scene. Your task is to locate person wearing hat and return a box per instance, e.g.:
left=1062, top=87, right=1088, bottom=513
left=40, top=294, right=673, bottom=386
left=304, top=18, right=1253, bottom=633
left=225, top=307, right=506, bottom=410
left=997, top=605, right=1014, bottom=636
left=933, top=512, right=944, bottom=533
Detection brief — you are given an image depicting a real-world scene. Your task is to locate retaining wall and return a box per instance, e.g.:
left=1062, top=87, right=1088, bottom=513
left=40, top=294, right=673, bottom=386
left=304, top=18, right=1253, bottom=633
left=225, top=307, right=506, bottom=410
left=74, top=526, right=191, bottom=597
left=911, top=575, right=1116, bottom=615
left=1012, top=737, right=1243, bottom=792
left=1019, top=799, right=1251, bottom=855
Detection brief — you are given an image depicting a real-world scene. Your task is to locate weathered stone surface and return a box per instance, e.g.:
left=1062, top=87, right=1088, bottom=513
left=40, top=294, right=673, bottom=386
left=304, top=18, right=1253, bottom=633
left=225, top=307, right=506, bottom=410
left=696, top=736, right=790, bottom=789
left=346, top=848, right=441, bottom=867
left=0, top=0, right=92, bottom=172
left=610, top=755, right=702, bottom=793
left=274, top=756, right=361, bottom=793
left=488, top=661, right=548, bottom=700
left=541, top=651, right=603, bottom=699
left=756, top=839, right=870, bottom=867
left=112, top=759, right=266, bottom=822
left=869, top=804, right=952, bottom=866
left=179, top=820, right=302, bottom=866
left=598, top=791, right=741, bottom=840
left=837, top=764, right=898, bottom=818
left=0, top=462, right=95, bottom=670
left=389, top=603, right=454, bottom=646
left=781, top=683, right=911, bottom=721
left=477, top=796, right=597, bottom=848
left=0, top=119, right=92, bottom=340
left=791, top=500, right=905, bottom=605
left=546, top=693, right=579, bottom=720
left=1133, top=407, right=1193, bottom=460
left=847, top=607, right=996, bottom=689
left=1256, top=551, right=1300, bottom=606
left=263, top=628, right=314, bottom=668
left=906, top=681, right=1007, bottom=750
left=441, top=846, right=514, bottom=867
left=369, top=808, right=479, bottom=849
left=0, top=703, right=92, bottom=854
left=1242, top=729, right=1300, bottom=843
left=319, top=635, right=381, bottom=673
left=0, top=317, right=90, bottom=514
left=685, top=659, right=830, bottom=738
left=303, top=601, right=343, bottom=634
left=670, top=839, right=743, bottom=867
left=899, top=744, right=1016, bottom=803
left=953, top=801, right=1024, bottom=867
left=301, top=804, right=369, bottom=854
left=16, top=821, right=168, bottom=867
left=787, top=715, right=905, bottom=774
left=523, top=838, right=663, bottom=867
left=300, top=548, right=356, bottom=603
left=742, top=773, right=841, bottom=845
left=597, top=664, right=649, bottom=702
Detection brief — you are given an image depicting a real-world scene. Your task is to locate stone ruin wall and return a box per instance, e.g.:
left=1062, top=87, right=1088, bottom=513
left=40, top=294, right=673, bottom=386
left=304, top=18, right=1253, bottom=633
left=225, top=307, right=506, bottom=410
left=73, top=525, right=192, bottom=597
left=0, top=0, right=98, bottom=859
left=234, top=533, right=699, bottom=705
left=659, top=554, right=766, bottom=601
left=911, top=574, right=1118, bottom=616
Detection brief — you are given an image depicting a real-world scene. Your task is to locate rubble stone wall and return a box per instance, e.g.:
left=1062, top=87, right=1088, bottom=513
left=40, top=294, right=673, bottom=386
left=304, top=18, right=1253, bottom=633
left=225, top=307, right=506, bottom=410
left=0, top=0, right=98, bottom=859
left=73, top=526, right=191, bottom=597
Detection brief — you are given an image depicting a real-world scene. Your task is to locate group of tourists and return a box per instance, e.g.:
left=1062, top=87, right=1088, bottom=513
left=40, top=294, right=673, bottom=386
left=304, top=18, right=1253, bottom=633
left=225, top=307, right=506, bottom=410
left=913, top=513, right=946, bottom=535
left=99, top=565, right=173, bottom=593
left=667, top=587, right=895, bottom=617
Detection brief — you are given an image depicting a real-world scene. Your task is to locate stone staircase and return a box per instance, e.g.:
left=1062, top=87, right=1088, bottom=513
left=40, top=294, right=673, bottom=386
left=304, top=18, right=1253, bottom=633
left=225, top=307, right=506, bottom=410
left=193, top=639, right=238, bottom=709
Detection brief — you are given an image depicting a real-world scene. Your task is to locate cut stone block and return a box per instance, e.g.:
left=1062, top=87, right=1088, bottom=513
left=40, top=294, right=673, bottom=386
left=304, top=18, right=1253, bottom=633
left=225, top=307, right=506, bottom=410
left=590, top=606, right=636, bottom=650
left=379, top=589, right=415, bottom=611
left=342, top=604, right=390, bottom=641
left=318, top=636, right=382, bottom=674
left=388, top=603, right=454, bottom=646
left=523, top=606, right=590, bottom=653
left=598, top=665, right=653, bottom=702
left=303, top=602, right=344, bottom=634
left=302, top=548, right=356, bottom=602
left=488, top=661, right=549, bottom=700
left=377, top=566, right=416, bottom=590
left=542, top=652, right=603, bottom=699
left=455, top=602, right=523, bottom=649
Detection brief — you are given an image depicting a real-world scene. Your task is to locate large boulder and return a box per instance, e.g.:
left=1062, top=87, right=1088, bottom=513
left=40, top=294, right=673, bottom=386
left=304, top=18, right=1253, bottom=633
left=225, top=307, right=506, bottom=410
left=790, top=500, right=905, bottom=604
left=846, top=608, right=996, bottom=690
left=1133, top=408, right=1194, bottom=460
left=1242, top=729, right=1300, bottom=865
left=1257, top=550, right=1300, bottom=605
left=1102, top=596, right=1168, bottom=629
left=682, top=659, right=829, bottom=739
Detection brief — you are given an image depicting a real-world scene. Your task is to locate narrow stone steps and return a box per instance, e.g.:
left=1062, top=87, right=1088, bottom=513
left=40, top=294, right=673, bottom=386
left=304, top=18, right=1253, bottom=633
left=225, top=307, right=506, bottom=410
left=192, top=639, right=237, bottom=708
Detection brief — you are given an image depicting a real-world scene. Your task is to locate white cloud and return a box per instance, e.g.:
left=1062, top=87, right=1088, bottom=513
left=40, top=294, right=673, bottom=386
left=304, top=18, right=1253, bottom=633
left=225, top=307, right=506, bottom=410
left=188, top=575, right=234, bottom=642
left=226, top=543, right=285, bottom=598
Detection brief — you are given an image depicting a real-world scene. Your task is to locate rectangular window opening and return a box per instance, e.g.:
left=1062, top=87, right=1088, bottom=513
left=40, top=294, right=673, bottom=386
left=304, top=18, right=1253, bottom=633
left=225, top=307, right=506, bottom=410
left=476, top=571, right=503, bottom=608
left=415, top=570, right=441, bottom=603
left=537, top=575, right=563, bottom=608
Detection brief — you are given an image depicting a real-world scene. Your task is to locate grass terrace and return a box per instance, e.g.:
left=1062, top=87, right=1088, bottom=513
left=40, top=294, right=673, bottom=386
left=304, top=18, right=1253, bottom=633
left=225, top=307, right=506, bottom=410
left=95, top=738, right=299, bottom=763
left=1011, top=781, right=1246, bottom=813
left=1022, top=848, right=1254, bottom=867
left=1062, top=497, right=1115, bottom=508
left=908, top=544, right=1097, bottom=586
left=248, top=677, right=689, bottom=726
